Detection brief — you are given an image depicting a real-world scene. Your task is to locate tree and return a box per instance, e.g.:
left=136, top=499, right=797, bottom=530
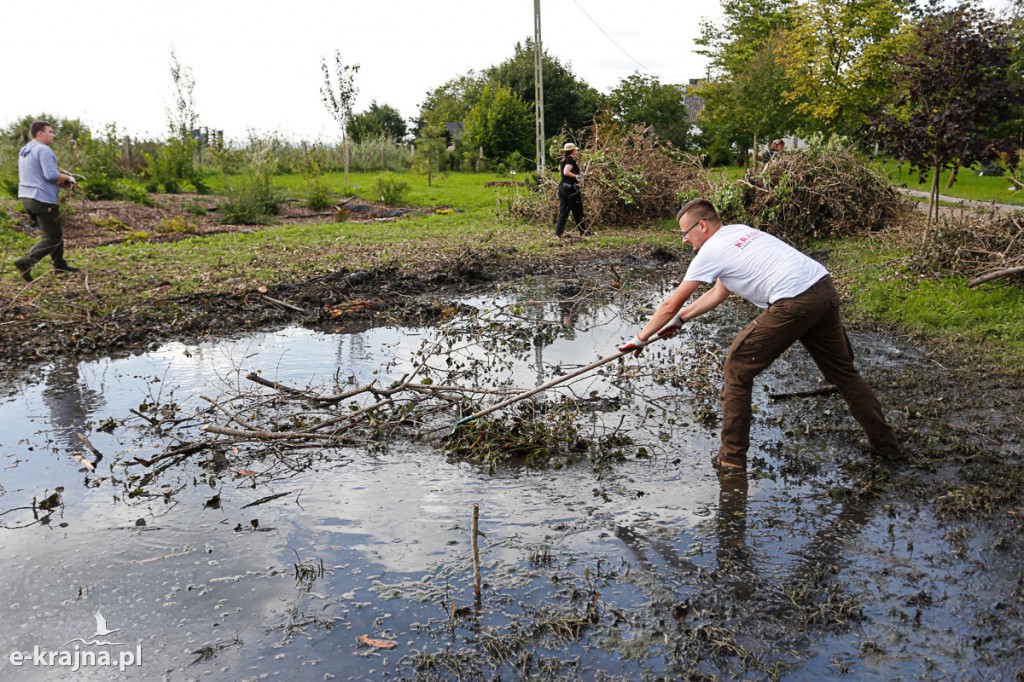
left=349, top=101, right=408, bottom=143
left=486, top=39, right=601, bottom=136
left=320, top=50, right=360, bottom=187
left=605, top=73, right=694, bottom=150
left=777, top=0, right=910, bottom=137
left=462, top=83, right=533, bottom=167
left=414, top=72, right=486, bottom=137
left=411, top=122, right=449, bottom=187
left=872, top=3, right=1023, bottom=224
left=167, top=49, right=199, bottom=140
left=149, top=50, right=206, bottom=193
left=694, top=0, right=799, bottom=164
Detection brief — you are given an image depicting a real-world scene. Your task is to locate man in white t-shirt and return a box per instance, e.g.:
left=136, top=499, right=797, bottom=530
left=619, top=198, right=900, bottom=470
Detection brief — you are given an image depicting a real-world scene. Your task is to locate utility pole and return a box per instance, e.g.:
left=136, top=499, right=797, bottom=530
left=534, top=0, right=546, bottom=175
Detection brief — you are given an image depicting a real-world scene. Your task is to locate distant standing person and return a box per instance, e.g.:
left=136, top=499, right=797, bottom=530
left=761, top=138, right=785, bottom=163
left=15, top=121, right=78, bottom=282
left=555, top=142, right=588, bottom=238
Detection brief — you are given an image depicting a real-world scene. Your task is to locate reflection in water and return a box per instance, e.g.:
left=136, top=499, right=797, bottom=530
left=41, top=357, right=105, bottom=455
left=558, top=283, right=582, bottom=335
left=715, top=469, right=754, bottom=600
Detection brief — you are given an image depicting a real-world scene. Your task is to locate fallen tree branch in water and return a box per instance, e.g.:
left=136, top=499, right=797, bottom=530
left=769, top=385, right=838, bottom=401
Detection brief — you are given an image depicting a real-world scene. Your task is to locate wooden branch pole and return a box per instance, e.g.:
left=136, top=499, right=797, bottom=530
left=472, top=503, right=482, bottom=605
left=768, top=384, right=839, bottom=401
left=452, top=332, right=664, bottom=431
left=967, top=266, right=1024, bottom=288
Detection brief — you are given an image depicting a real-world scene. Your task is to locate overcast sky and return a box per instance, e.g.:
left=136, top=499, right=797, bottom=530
left=2, top=1, right=723, bottom=141
left=3, top=0, right=1014, bottom=143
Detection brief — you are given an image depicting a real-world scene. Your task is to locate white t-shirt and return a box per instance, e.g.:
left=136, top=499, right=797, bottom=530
left=683, top=224, right=828, bottom=308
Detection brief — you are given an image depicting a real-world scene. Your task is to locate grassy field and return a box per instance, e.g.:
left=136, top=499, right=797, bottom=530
left=872, top=157, right=1024, bottom=206
left=3, top=169, right=1023, bottom=374
left=825, top=235, right=1024, bottom=371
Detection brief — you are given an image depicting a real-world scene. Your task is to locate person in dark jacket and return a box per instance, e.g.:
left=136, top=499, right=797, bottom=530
left=555, top=142, right=588, bottom=238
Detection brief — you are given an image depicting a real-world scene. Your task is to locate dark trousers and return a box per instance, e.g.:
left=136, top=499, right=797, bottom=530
left=555, top=184, right=586, bottom=236
left=720, top=276, right=899, bottom=460
left=20, top=197, right=67, bottom=266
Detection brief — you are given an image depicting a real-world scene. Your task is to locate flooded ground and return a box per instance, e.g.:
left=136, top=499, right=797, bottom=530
left=1, top=273, right=1023, bottom=681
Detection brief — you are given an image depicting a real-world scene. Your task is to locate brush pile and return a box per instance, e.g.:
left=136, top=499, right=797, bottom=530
left=717, top=145, right=913, bottom=245
left=499, top=122, right=714, bottom=229
left=887, top=210, right=1024, bottom=286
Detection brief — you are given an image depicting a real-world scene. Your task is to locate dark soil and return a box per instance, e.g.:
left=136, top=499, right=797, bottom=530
left=0, top=193, right=666, bottom=379
left=8, top=193, right=431, bottom=249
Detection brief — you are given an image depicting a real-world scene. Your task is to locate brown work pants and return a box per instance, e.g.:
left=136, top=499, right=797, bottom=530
left=719, top=275, right=899, bottom=461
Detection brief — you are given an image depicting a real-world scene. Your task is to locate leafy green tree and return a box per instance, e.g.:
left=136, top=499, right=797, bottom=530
left=349, top=101, right=408, bottom=143
left=2, top=114, right=88, bottom=145
left=694, top=0, right=799, bottom=163
left=486, top=39, right=601, bottom=134
left=462, top=83, right=533, bottom=167
left=777, top=0, right=910, bottom=137
left=872, top=2, right=1023, bottom=223
left=411, top=122, right=450, bottom=186
left=414, top=72, right=487, bottom=136
left=605, top=73, right=694, bottom=150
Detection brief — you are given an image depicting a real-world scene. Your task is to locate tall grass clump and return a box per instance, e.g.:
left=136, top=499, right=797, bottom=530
left=217, top=139, right=283, bottom=225
left=373, top=172, right=410, bottom=206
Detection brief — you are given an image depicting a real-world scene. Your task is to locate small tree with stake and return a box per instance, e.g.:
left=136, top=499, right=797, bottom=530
left=872, top=2, right=1023, bottom=231
left=320, top=50, right=360, bottom=188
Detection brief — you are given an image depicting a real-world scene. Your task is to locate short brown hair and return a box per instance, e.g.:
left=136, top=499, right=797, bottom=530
left=30, top=121, right=53, bottom=138
left=677, top=198, right=721, bottom=224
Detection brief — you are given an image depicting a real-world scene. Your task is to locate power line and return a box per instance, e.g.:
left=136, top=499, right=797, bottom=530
left=571, top=0, right=651, bottom=72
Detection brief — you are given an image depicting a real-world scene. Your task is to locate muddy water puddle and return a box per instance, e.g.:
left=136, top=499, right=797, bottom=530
left=1, top=278, right=1023, bottom=680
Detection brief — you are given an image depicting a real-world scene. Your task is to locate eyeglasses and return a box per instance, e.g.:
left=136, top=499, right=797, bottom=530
left=681, top=218, right=702, bottom=239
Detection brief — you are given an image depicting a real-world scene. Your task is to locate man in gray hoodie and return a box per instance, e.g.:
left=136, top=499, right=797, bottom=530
left=14, top=121, right=78, bottom=282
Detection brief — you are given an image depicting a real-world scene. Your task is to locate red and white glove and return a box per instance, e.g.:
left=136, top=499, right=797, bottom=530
left=618, top=334, right=649, bottom=357
left=656, top=315, right=685, bottom=339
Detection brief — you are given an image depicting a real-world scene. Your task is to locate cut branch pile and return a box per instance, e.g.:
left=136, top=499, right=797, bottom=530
left=886, top=211, right=1024, bottom=286
left=499, top=122, right=715, bottom=229
left=721, top=148, right=913, bottom=245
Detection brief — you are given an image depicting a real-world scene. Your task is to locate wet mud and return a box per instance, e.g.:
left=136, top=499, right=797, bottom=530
left=1, top=264, right=1023, bottom=681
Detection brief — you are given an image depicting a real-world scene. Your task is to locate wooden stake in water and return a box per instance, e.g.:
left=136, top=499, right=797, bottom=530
left=472, top=503, right=481, bottom=604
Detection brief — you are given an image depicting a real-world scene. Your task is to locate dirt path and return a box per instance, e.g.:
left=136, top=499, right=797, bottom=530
left=898, top=187, right=1024, bottom=214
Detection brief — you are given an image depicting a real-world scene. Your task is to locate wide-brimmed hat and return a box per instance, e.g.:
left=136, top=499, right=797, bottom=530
left=562, top=142, right=578, bottom=152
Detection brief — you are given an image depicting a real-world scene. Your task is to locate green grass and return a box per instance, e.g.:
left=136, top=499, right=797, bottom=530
left=872, top=158, right=1024, bottom=206
left=204, top=170, right=510, bottom=212
left=827, top=237, right=1024, bottom=372
left=4, top=171, right=1024, bottom=374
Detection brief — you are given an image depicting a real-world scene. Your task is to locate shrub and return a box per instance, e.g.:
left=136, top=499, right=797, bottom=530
left=154, top=216, right=197, bottom=234
left=91, top=216, right=130, bottom=231
left=373, top=172, right=409, bottom=206
left=301, top=156, right=334, bottom=210
left=218, top=171, right=282, bottom=225
left=144, top=137, right=208, bottom=193
left=82, top=174, right=153, bottom=205
left=0, top=175, right=17, bottom=198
